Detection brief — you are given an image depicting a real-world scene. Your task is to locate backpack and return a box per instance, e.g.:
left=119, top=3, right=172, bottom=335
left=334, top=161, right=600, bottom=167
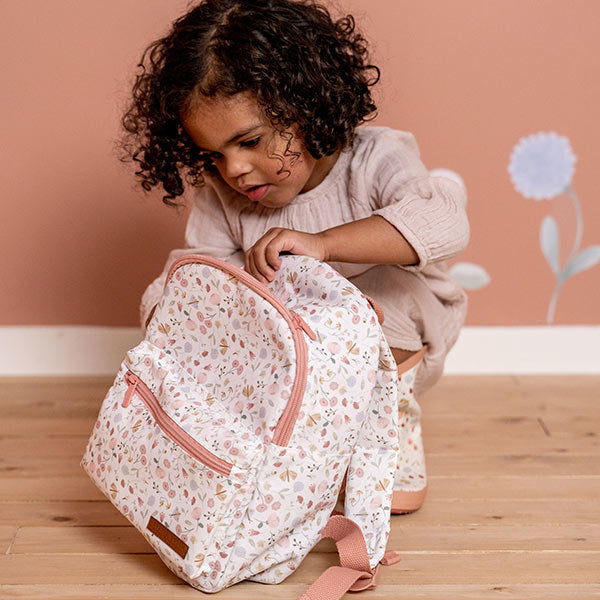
left=80, top=253, right=404, bottom=597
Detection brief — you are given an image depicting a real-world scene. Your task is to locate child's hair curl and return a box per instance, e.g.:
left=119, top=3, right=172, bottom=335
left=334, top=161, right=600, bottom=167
left=118, top=0, right=380, bottom=207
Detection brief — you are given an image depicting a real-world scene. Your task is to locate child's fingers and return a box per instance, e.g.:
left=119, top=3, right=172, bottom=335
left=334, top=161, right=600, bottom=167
left=253, top=246, right=277, bottom=282
left=247, top=251, right=270, bottom=284
left=246, top=252, right=260, bottom=282
left=265, top=241, right=282, bottom=271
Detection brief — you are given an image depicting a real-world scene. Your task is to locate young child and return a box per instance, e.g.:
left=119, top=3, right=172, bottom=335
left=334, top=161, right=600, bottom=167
left=120, top=0, right=469, bottom=512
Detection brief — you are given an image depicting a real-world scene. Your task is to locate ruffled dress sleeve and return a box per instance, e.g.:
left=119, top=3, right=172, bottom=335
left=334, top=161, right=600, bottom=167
left=369, top=129, right=470, bottom=272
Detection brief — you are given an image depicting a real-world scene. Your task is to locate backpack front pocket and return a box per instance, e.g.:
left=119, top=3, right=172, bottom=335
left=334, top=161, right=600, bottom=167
left=81, top=340, right=264, bottom=584
left=122, top=369, right=235, bottom=477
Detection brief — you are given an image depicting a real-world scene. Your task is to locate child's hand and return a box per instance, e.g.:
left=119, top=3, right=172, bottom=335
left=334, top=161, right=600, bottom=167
left=244, top=228, right=327, bottom=284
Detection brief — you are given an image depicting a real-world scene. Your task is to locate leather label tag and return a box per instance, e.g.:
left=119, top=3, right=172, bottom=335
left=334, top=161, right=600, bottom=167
left=147, top=516, right=189, bottom=559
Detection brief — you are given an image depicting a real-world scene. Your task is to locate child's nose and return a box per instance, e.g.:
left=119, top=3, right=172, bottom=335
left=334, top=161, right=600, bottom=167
left=224, top=156, right=252, bottom=180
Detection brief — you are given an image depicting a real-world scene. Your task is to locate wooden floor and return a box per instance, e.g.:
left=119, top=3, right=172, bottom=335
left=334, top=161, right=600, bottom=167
left=1, top=375, right=599, bottom=599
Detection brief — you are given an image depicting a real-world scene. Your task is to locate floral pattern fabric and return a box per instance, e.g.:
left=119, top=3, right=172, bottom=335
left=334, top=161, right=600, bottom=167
left=81, top=254, right=399, bottom=592
left=394, top=361, right=427, bottom=493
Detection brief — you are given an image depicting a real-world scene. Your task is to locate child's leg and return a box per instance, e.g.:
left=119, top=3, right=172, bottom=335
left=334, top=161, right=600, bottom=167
left=391, top=344, right=428, bottom=514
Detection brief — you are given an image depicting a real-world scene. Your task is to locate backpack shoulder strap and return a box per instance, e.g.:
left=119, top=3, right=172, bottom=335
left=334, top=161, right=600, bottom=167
left=296, top=515, right=400, bottom=600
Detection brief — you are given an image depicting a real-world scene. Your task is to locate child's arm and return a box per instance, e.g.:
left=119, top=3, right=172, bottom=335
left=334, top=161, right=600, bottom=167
left=244, top=216, right=418, bottom=284
left=319, top=215, right=419, bottom=265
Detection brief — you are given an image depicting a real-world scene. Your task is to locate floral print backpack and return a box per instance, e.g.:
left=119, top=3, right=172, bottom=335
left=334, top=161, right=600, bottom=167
left=81, top=253, right=410, bottom=598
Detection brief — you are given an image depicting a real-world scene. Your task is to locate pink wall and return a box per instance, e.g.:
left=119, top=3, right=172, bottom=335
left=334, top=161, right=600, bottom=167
left=2, top=0, right=599, bottom=326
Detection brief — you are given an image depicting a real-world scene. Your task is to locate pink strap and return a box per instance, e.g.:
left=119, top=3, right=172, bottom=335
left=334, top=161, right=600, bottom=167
left=296, top=515, right=386, bottom=600
left=297, top=565, right=379, bottom=600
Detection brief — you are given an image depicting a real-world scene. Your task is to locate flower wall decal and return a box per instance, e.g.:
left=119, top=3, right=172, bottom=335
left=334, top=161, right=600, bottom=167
left=448, top=262, right=491, bottom=290
left=508, top=132, right=576, bottom=200
left=429, top=168, right=491, bottom=291
left=508, top=131, right=600, bottom=323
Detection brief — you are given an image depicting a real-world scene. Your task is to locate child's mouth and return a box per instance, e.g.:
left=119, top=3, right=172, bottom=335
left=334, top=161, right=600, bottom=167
left=246, top=184, right=270, bottom=202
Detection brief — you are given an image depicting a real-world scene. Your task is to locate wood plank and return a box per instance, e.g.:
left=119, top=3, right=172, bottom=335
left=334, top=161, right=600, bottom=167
left=0, top=501, right=129, bottom=527
left=0, top=554, right=179, bottom=585
left=0, top=583, right=599, bottom=599
left=0, top=376, right=112, bottom=402
left=0, top=436, right=89, bottom=458
left=0, top=525, right=17, bottom=553
left=11, top=526, right=154, bottom=555
left=0, top=418, right=96, bottom=437
left=0, top=378, right=111, bottom=418
left=1, top=551, right=599, bottom=585
left=401, top=499, right=600, bottom=526
left=351, top=524, right=600, bottom=552
left=425, top=453, right=600, bottom=476
left=423, top=375, right=600, bottom=416
left=421, top=416, right=600, bottom=454
left=425, top=476, right=600, bottom=500
left=0, top=476, right=105, bottom=501
left=11, top=523, right=600, bottom=555
left=541, top=415, right=600, bottom=437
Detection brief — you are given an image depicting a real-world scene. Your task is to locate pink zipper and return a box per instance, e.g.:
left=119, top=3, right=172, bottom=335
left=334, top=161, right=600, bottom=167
left=166, top=254, right=314, bottom=447
left=122, top=370, right=233, bottom=477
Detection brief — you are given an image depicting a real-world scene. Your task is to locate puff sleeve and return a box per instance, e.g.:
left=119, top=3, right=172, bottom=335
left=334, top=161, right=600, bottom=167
left=139, top=186, right=243, bottom=330
left=370, top=129, right=470, bottom=272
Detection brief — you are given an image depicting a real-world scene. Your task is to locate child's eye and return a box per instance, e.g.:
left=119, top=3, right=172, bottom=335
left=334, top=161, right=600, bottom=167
left=241, top=137, right=260, bottom=148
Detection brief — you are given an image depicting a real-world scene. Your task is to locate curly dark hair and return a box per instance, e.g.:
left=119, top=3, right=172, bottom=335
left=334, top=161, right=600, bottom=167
left=118, top=0, right=380, bottom=207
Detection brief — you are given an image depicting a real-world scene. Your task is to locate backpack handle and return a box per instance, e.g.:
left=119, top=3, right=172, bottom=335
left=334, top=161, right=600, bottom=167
left=297, top=515, right=398, bottom=599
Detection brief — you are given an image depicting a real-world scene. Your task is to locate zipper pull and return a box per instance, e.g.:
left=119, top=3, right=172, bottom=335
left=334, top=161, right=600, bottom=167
left=122, top=371, right=138, bottom=408
left=289, top=310, right=316, bottom=340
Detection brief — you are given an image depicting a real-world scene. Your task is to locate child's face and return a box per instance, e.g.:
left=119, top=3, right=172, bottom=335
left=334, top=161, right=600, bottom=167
left=180, top=91, right=339, bottom=208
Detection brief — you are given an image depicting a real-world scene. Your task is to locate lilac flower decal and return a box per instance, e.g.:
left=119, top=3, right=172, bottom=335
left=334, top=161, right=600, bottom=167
left=508, top=132, right=576, bottom=200
left=508, top=131, right=600, bottom=323
left=429, top=169, right=491, bottom=290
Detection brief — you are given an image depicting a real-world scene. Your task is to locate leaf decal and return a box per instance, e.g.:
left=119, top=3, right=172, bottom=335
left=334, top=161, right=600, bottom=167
left=109, top=482, right=118, bottom=499
left=219, top=338, right=229, bottom=356
left=563, top=245, right=600, bottom=279
left=540, top=215, right=560, bottom=275
left=448, top=262, right=491, bottom=290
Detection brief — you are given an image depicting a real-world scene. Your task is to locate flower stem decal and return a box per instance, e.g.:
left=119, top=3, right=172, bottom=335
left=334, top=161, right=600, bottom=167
left=509, top=132, right=600, bottom=323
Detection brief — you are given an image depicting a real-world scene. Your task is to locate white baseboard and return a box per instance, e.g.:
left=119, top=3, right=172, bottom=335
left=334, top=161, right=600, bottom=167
left=0, top=326, right=598, bottom=376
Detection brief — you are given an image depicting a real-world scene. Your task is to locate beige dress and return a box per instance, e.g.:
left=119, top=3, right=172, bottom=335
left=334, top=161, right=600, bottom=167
left=139, top=125, right=470, bottom=398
